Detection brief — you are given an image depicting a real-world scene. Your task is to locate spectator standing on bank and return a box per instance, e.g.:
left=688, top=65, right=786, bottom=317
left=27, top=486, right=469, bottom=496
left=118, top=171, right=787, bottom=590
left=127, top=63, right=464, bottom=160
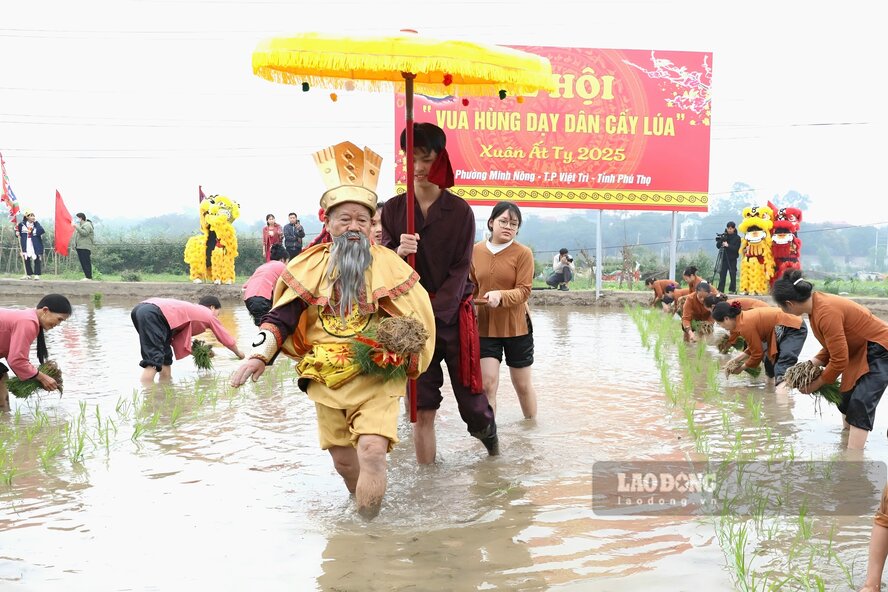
left=18, top=210, right=45, bottom=280
left=72, top=212, right=95, bottom=280
left=262, top=214, right=283, bottom=263
left=282, top=212, right=305, bottom=259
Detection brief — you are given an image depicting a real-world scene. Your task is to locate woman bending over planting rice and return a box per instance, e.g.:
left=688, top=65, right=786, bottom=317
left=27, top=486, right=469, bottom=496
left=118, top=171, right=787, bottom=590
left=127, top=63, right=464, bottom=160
left=772, top=269, right=888, bottom=449
left=681, top=281, right=720, bottom=342
left=0, top=294, right=71, bottom=411
left=131, top=296, right=244, bottom=383
left=711, top=301, right=807, bottom=394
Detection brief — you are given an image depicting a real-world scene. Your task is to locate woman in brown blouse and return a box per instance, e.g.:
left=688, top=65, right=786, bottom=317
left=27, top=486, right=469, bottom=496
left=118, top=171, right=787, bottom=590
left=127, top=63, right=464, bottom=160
left=772, top=269, right=888, bottom=449
left=711, top=301, right=807, bottom=394
left=645, top=277, right=678, bottom=306
left=470, top=202, right=537, bottom=419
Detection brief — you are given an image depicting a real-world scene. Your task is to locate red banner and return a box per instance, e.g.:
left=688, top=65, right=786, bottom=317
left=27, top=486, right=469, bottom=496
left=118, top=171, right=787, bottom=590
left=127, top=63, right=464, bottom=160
left=395, top=47, right=712, bottom=212
left=55, top=190, right=74, bottom=256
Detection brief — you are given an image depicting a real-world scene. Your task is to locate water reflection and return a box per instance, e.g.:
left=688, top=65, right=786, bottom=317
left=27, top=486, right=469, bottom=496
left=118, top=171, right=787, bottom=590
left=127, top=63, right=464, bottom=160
left=0, top=297, right=884, bottom=590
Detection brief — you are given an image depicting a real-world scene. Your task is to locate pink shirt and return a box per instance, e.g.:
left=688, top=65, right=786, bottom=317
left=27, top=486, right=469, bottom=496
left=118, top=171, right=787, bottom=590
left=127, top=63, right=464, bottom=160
left=0, top=308, right=40, bottom=379
left=243, top=261, right=286, bottom=301
left=144, top=298, right=237, bottom=360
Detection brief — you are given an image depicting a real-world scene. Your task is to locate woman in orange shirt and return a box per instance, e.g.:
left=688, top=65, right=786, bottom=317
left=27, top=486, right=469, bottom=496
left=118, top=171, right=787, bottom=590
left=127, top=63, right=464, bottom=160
left=645, top=277, right=678, bottom=306
left=703, top=294, right=770, bottom=314
left=711, top=300, right=807, bottom=393
left=772, top=269, right=888, bottom=448
left=681, top=281, right=721, bottom=341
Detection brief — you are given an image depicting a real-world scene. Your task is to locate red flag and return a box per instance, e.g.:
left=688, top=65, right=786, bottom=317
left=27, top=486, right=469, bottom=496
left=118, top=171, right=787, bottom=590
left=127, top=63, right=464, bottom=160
left=199, top=185, right=207, bottom=203
left=55, top=190, right=75, bottom=256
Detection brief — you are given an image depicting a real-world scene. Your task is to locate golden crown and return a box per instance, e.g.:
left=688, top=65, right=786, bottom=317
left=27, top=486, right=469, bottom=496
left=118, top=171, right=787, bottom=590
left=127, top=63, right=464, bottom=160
left=314, top=141, right=382, bottom=214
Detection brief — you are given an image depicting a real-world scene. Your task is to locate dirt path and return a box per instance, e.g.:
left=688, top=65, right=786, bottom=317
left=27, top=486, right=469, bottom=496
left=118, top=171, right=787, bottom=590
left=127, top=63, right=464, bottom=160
left=5, top=278, right=888, bottom=315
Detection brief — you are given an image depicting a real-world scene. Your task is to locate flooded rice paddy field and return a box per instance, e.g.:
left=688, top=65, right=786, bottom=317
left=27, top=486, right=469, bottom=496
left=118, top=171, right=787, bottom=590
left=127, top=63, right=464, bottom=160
left=1, top=295, right=887, bottom=591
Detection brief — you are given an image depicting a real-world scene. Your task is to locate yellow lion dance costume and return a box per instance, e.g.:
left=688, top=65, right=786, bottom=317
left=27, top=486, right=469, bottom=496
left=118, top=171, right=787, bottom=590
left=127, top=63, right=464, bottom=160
left=184, top=195, right=240, bottom=284
left=737, top=205, right=775, bottom=295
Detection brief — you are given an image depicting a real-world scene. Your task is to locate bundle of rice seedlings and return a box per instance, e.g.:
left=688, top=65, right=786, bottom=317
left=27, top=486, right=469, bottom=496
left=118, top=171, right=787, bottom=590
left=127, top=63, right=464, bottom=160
left=716, top=334, right=746, bottom=354
left=7, top=360, right=64, bottom=399
left=723, top=357, right=761, bottom=378
left=191, top=339, right=215, bottom=370
left=783, top=360, right=842, bottom=406
left=352, top=317, right=430, bottom=382
left=375, top=316, right=429, bottom=355
left=691, top=320, right=714, bottom=336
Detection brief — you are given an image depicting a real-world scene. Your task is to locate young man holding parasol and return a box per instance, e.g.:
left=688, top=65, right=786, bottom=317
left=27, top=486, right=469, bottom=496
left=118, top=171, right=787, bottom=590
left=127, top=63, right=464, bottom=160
left=381, top=123, right=499, bottom=464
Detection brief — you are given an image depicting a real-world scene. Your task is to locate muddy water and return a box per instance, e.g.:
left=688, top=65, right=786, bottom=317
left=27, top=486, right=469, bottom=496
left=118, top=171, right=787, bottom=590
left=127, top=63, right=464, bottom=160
left=0, top=296, right=885, bottom=591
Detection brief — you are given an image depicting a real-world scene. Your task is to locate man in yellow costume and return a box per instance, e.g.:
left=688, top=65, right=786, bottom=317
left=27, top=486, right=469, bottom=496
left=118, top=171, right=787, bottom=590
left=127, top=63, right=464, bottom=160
left=230, top=141, right=435, bottom=519
left=738, top=205, right=775, bottom=295
left=183, top=195, right=240, bottom=284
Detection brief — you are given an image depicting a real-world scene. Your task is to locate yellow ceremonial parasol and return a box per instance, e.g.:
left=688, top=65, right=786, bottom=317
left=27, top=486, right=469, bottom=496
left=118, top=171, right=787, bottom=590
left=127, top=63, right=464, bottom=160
left=252, top=30, right=554, bottom=421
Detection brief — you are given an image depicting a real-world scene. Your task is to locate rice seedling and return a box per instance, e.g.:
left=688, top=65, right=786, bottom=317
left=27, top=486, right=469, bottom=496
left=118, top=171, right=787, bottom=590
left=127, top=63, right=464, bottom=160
left=38, top=432, right=65, bottom=472
left=102, top=418, right=117, bottom=450
left=66, top=417, right=87, bottom=464
left=797, top=502, right=813, bottom=541
left=746, top=394, right=763, bottom=426
left=170, top=401, right=183, bottom=427
left=7, top=361, right=64, bottom=399
left=92, top=293, right=102, bottom=306
left=131, top=421, right=146, bottom=442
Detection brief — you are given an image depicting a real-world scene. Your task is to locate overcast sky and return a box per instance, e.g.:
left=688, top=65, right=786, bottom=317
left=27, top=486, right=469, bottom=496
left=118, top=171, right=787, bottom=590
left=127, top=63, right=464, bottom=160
left=1, top=0, right=883, bottom=228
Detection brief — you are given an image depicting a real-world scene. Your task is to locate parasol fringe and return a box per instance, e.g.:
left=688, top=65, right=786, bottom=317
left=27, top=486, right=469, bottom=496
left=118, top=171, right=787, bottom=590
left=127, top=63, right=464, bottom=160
left=252, top=38, right=555, bottom=97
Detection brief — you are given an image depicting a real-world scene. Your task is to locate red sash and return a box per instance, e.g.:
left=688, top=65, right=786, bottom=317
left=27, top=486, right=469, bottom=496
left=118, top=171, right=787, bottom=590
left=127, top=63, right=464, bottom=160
left=429, top=292, right=482, bottom=393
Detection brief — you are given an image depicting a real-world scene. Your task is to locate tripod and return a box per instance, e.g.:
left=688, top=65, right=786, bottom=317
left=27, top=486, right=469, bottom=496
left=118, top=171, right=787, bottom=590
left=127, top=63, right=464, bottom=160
left=711, top=246, right=726, bottom=286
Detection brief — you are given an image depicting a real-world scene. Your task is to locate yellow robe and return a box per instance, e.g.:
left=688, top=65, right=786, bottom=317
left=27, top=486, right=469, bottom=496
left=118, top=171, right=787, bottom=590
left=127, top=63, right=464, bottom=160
left=268, top=243, right=436, bottom=409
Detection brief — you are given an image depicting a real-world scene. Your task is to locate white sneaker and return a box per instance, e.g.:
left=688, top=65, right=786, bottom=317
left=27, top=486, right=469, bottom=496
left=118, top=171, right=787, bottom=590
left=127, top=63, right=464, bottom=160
left=192, top=279, right=203, bottom=284
left=80, top=278, right=92, bottom=281
left=213, top=279, right=221, bottom=285
left=20, top=275, right=31, bottom=280
left=32, top=275, right=40, bottom=281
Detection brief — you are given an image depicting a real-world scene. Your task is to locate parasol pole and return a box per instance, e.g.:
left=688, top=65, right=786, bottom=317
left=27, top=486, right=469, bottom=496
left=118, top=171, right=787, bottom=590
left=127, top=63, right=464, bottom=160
left=402, top=71, right=418, bottom=423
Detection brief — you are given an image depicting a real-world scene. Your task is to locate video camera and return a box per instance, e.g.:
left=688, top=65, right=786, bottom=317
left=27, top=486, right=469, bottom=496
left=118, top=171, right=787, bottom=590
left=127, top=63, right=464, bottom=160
left=715, top=232, right=728, bottom=250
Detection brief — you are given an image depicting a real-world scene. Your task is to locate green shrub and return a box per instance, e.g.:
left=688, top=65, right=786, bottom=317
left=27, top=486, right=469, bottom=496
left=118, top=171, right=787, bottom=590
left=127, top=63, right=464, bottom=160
left=120, top=270, right=142, bottom=282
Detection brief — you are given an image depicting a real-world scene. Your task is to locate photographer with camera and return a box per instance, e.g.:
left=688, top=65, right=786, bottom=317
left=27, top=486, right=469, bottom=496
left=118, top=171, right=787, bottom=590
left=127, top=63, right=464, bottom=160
left=715, top=221, right=741, bottom=294
left=546, top=248, right=576, bottom=291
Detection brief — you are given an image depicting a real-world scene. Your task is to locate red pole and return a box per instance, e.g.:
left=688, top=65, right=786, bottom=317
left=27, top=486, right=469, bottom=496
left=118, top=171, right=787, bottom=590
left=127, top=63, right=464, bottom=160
left=403, top=72, right=418, bottom=423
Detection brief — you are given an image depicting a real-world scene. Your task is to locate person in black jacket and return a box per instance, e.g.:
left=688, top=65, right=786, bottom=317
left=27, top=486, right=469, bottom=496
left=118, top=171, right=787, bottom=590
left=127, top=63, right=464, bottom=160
left=716, top=221, right=741, bottom=293
left=282, top=212, right=306, bottom=259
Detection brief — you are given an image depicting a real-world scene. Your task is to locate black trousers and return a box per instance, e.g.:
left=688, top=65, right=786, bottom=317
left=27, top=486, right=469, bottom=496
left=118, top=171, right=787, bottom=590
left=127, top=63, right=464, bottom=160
left=718, top=254, right=738, bottom=293
left=77, top=248, right=93, bottom=279
left=24, top=256, right=42, bottom=276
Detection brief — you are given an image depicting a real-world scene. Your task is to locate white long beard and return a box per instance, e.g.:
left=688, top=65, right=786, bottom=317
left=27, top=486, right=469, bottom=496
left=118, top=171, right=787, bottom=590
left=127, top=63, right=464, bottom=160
left=326, top=231, right=372, bottom=319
